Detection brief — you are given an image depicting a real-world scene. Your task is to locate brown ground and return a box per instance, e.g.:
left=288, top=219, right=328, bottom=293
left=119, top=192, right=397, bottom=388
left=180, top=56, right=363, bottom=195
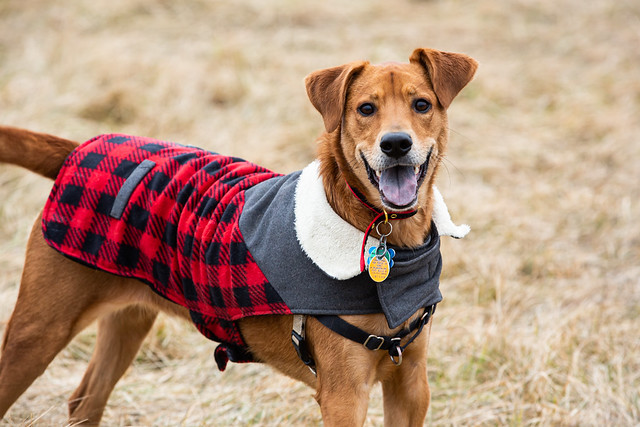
left=1, top=0, right=638, bottom=425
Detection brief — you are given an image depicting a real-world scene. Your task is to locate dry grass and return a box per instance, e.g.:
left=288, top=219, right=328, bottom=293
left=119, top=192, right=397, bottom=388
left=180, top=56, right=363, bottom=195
left=1, top=0, right=639, bottom=425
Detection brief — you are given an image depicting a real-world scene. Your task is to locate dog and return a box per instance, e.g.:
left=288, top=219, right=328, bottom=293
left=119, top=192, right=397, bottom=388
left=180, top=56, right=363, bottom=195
left=0, top=47, right=477, bottom=426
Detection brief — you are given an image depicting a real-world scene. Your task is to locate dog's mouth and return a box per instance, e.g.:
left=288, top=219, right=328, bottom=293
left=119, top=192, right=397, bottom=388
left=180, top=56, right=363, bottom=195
left=361, top=151, right=431, bottom=210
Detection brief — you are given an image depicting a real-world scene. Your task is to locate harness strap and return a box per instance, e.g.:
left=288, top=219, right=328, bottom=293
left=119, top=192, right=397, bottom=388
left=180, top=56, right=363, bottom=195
left=291, top=305, right=436, bottom=372
left=291, top=315, right=316, bottom=375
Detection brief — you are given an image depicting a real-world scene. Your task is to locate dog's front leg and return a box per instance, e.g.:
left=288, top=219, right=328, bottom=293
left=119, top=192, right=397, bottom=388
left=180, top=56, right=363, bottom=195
left=380, top=322, right=432, bottom=426
left=314, top=359, right=375, bottom=426
left=308, top=319, right=378, bottom=426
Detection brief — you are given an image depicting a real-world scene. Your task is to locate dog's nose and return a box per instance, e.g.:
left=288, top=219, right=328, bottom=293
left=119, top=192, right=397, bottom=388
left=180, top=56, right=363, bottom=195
left=380, top=132, right=413, bottom=159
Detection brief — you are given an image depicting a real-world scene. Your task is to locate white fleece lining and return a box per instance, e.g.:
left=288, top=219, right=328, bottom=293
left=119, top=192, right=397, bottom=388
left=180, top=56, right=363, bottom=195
left=293, top=161, right=375, bottom=280
left=431, top=186, right=470, bottom=239
left=294, top=161, right=469, bottom=280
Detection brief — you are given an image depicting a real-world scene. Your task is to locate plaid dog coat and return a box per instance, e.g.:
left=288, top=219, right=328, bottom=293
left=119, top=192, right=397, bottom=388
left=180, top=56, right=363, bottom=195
left=42, top=134, right=291, bottom=368
left=42, top=135, right=445, bottom=370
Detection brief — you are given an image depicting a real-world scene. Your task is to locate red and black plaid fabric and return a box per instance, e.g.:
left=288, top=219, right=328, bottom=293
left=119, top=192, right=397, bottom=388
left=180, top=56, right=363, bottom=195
left=42, top=134, right=292, bottom=369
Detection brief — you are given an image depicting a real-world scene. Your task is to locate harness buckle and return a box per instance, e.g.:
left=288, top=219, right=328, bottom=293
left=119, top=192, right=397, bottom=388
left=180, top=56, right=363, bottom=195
left=363, top=334, right=385, bottom=351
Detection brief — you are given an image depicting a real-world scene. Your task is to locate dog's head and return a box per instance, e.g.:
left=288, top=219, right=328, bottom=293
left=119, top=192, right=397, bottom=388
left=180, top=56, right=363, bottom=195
left=306, top=48, right=477, bottom=212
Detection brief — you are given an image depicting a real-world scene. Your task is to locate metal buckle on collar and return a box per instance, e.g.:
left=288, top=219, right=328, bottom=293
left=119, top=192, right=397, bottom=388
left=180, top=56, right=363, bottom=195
left=363, top=334, right=385, bottom=351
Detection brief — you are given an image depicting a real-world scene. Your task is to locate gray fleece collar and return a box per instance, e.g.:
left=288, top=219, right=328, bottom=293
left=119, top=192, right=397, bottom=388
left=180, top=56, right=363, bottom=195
left=238, top=162, right=465, bottom=328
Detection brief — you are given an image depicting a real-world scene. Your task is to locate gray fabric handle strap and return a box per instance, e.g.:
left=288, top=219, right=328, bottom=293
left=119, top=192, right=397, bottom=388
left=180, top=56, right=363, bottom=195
left=110, top=159, right=156, bottom=219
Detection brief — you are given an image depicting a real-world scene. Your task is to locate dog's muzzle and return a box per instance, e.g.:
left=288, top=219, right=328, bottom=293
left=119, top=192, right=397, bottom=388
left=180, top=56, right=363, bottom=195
left=362, top=133, right=430, bottom=210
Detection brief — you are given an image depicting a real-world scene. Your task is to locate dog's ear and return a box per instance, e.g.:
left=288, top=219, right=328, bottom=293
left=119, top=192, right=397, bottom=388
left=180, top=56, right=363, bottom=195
left=305, top=61, right=368, bottom=133
left=409, top=48, right=478, bottom=109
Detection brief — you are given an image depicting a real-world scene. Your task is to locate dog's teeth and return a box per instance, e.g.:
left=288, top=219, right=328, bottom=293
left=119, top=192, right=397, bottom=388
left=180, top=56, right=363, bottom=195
left=375, top=170, right=381, bottom=178
left=414, top=166, right=420, bottom=175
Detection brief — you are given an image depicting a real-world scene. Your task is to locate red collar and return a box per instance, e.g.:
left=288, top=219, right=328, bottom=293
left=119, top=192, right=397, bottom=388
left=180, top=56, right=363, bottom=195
left=344, top=181, right=417, bottom=272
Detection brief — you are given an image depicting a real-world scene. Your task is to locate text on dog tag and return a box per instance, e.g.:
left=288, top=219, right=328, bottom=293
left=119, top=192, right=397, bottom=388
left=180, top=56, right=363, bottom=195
left=368, top=256, right=390, bottom=282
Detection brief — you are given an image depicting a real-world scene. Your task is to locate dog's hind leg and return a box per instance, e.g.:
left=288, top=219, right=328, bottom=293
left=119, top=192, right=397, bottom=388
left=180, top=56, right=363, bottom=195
left=0, top=277, right=82, bottom=418
left=0, top=221, right=105, bottom=418
left=0, top=217, right=155, bottom=423
left=68, top=305, right=157, bottom=425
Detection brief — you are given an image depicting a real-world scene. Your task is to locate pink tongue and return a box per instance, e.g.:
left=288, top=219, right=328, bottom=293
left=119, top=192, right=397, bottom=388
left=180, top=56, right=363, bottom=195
left=379, top=166, right=417, bottom=207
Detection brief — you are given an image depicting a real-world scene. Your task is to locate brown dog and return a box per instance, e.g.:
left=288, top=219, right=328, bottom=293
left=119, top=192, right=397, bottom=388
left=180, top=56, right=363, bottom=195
left=0, top=48, right=477, bottom=425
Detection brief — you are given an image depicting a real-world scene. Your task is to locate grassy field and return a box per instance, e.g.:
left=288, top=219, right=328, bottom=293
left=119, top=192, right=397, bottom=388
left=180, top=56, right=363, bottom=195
left=1, top=0, right=639, bottom=425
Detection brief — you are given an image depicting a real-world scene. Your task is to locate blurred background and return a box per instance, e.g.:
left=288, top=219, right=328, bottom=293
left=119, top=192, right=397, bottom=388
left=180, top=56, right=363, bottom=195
left=1, top=0, right=638, bottom=425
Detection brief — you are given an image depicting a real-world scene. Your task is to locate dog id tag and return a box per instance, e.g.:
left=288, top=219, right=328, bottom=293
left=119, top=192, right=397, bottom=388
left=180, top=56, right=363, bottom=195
left=368, top=254, right=390, bottom=282
left=366, top=229, right=395, bottom=282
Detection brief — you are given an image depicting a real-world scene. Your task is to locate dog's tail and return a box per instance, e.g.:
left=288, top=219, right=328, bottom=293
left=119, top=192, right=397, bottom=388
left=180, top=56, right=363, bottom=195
left=0, top=126, right=78, bottom=179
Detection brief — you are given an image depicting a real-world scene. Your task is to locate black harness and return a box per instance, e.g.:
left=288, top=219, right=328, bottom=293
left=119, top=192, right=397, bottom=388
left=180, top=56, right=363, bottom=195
left=291, top=304, right=436, bottom=374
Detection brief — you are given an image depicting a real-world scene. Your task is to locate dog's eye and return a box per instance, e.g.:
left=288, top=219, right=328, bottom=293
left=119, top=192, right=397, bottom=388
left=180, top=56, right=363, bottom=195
left=357, top=103, right=376, bottom=117
left=413, top=99, right=432, bottom=114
